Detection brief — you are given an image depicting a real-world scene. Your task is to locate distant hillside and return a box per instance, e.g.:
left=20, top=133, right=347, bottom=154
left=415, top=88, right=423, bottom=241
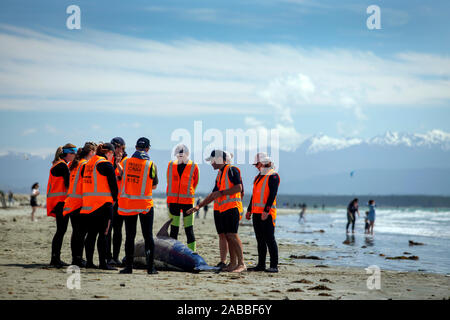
left=1, top=131, right=450, bottom=195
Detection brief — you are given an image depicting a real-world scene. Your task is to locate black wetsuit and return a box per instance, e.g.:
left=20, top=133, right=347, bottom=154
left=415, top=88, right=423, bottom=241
left=81, top=159, right=118, bottom=267
left=346, top=202, right=358, bottom=232
left=50, top=161, right=70, bottom=263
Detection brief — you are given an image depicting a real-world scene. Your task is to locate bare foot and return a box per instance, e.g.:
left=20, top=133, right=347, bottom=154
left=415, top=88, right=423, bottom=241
left=231, top=264, right=246, bottom=273
left=224, top=264, right=237, bottom=272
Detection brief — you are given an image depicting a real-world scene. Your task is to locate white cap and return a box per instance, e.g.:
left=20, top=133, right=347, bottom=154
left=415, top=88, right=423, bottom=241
left=174, top=144, right=190, bottom=157
left=253, top=152, right=272, bottom=165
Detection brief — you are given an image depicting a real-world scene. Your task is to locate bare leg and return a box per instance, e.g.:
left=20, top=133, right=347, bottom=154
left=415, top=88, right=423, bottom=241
left=218, top=233, right=228, bottom=264
left=229, top=233, right=246, bottom=273
left=31, top=207, right=36, bottom=221
left=224, top=233, right=237, bottom=271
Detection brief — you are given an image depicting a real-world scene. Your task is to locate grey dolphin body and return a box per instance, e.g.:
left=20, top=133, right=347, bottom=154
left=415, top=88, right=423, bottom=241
left=130, top=219, right=220, bottom=273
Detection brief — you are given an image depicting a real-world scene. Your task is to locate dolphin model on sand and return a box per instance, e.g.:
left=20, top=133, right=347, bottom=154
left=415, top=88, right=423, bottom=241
left=130, top=219, right=220, bottom=273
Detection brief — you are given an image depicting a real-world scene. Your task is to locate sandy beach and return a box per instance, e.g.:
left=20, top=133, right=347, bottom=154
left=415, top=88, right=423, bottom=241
left=0, top=197, right=449, bottom=300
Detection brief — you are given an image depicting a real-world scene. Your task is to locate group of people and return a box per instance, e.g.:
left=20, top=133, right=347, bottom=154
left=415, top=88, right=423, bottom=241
left=346, top=198, right=376, bottom=235
left=45, top=137, right=281, bottom=274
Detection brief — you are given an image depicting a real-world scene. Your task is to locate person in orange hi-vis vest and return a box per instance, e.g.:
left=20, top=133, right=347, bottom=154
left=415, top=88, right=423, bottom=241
left=246, top=153, right=280, bottom=273
left=80, top=143, right=118, bottom=270
left=63, top=142, right=97, bottom=268
left=166, top=144, right=199, bottom=252
left=118, top=137, right=158, bottom=275
left=106, top=137, right=128, bottom=266
left=210, top=151, right=232, bottom=270
left=187, top=150, right=246, bottom=273
left=47, top=143, right=77, bottom=268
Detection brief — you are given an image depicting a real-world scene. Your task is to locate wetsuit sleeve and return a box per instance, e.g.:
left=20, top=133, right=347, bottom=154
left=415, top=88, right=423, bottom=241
left=193, top=164, right=199, bottom=190
left=97, top=161, right=118, bottom=203
left=150, top=163, right=158, bottom=186
left=51, top=162, right=70, bottom=189
left=264, top=173, right=280, bottom=212
left=228, top=167, right=241, bottom=186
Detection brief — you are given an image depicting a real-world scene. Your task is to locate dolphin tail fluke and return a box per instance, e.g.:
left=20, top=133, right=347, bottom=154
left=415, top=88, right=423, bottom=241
left=157, top=219, right=173, bottom=237
left=193, top=265, right=221, bottom=273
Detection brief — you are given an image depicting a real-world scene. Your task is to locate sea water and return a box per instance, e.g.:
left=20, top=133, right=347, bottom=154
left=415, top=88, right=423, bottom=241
left=276, top=208, right=450, bottom=275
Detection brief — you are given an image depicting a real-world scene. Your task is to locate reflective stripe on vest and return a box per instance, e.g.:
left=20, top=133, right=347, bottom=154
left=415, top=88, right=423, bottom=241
left=216, top=165, right=242, bottom=210
left=251, top=169, right=277, bottom=210
left=166, top=160, right=196, bottom=199
left=82, top=158, right=111, bottom=197
left=80, top=156, right=113, bottom=214
left=118, top=158, right=153, bottom=201
left=64, top=160, right=86, bottom=214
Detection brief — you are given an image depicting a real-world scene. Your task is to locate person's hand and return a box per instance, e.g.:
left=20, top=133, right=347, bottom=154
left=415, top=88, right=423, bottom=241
left=261, top=210, right=269, bottom=221
left=245, top=211, right=252, bottom=220
left=212, top=191, right=223, bottom=200
left=105, top=219, right=111, bottom=235
left=186, top=206, right=199, bottom=216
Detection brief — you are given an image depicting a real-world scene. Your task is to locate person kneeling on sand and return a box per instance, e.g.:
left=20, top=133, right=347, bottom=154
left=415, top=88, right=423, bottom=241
left=246, top=153, right=280, bottom=273
left=187, top=150, right=246, bottom=273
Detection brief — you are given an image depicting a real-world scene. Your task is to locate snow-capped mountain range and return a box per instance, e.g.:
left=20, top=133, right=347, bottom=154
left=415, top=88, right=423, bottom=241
left=305, top=130, right=450, bottom=154
left=1, top=130, right=450, bottom=195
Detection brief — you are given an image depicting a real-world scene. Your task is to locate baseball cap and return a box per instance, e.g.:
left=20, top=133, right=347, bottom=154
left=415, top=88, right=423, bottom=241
left=253, top=152, right=272, bottom=165
left=174, top=144, right=190, bottom=157
left=136, top=137, right=150, bottom=149
left=205, top=150, right=227, bottom=162
left=111, top=137, right=126, bottom=147
left=102, top=143, right=116, bottom=153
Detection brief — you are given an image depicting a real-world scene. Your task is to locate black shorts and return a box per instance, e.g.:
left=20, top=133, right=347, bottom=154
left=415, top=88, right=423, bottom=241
left=30, top=198, right=38, bottom=207
left=214, top=208, right=240, bottom=234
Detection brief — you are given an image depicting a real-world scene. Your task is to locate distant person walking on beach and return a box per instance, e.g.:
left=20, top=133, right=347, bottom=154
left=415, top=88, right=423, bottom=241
left=203, top=202, right=209, bottom=219
left=30, top=183, right=40, bottom=221
left=299, top=203, right=307, bottom=223
left=47, top=143, right=77, bottom=267
left=246, top=153, right=280, bottom=273
left=346, top=198, right=360, bottom=234
left=187, top=150, right=246, bottom=273
left=8, top=191, right=13, bottom=207
left=368, top=200, right=376, bottom=235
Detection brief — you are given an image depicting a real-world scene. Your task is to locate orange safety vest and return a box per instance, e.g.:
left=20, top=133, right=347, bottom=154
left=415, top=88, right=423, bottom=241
left=251, top=169, right=279, bottom=226
left=216, top=165, right=243, bottom=215
left=63, top=159, right=87, bottom=216
left=166, top=160, right=198, bottom=205
left=80, top=155, right=113, bottom=214
left=213, top=173, right=220, bottom=211
left=46, top=159, right=69, bottom=217
left=118, top=157, right=154, bottom=215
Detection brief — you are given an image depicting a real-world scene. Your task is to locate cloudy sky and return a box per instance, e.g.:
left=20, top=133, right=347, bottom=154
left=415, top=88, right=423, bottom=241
left=0, top=0, right=449, bottom=156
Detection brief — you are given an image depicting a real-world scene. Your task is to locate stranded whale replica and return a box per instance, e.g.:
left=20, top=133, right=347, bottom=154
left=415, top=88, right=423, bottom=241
left=129, top=219, right=220, bottom=273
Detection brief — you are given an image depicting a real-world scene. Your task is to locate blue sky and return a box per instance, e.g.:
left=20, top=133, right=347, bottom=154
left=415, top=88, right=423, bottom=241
left=0, top=0, right=449, bottom=155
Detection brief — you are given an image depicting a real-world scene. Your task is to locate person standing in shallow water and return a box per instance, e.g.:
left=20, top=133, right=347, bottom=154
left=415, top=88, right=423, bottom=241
left=346, top=198, right=360, bottom=234
left=367, top=199, right=376, bottom=235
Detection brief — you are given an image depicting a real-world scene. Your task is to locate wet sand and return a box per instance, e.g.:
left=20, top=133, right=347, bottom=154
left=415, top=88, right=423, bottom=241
left=1, top=198, right=449, bottom=300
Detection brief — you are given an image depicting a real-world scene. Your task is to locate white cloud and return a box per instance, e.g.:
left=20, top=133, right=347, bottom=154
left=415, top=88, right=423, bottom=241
left=1, top=25, right=449, bottom=117
left=308, top=135, right=363, bottom=153
left=21, top=128, right=37, bottom=136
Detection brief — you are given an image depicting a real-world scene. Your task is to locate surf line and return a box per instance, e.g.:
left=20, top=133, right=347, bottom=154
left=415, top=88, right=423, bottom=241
left=177, top=304, right=211, bottom=318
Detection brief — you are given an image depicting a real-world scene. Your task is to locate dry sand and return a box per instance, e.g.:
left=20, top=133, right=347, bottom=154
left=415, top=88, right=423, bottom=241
left=1, top=198, right=449, bottom=300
